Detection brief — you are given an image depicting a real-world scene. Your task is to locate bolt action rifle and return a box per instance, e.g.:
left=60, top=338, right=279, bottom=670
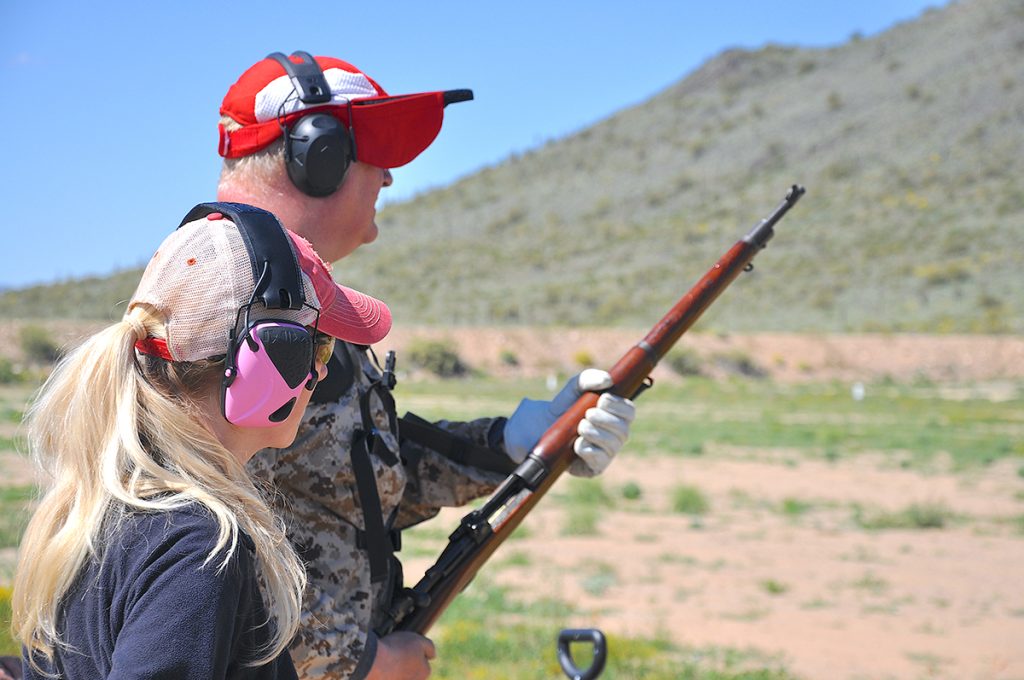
left=378, top=185, right=806, bottom=636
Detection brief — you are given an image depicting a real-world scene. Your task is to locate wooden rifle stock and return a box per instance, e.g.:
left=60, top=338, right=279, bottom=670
left=379, top=185, right=806, bottom=636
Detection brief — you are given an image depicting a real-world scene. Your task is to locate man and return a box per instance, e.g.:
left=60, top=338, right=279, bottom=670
left=217, top=52, right=636, bottom=680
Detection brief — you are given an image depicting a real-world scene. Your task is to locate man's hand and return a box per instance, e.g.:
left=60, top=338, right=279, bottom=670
left=504, top=369, right=636, bottom=476
left=367, top=632, right=436, bottom=680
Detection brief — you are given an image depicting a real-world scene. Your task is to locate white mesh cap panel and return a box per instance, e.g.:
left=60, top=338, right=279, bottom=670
left=129, top=217, right=320, bottom=362
left=252, top=67, right=379, bottom=123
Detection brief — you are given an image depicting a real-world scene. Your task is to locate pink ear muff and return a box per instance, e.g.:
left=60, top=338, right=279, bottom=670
left=222, top=321, right=315, bottom=427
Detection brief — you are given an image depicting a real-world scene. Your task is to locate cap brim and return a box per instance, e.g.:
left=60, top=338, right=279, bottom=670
left=287, top=230, right=392, bottom=345
left=349, top=91, right=447, bottom=168
left=318, top=285, right=393, bottom=346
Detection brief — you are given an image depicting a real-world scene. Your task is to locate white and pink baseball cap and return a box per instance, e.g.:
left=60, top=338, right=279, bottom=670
left=129, top=211, right=391, bottom=362
left=218, top=54, right=471, bottom=167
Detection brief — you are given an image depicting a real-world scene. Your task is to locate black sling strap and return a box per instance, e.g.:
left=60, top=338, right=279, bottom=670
left=345, top=345, right=404, bottom=584
left=350, top=429, right=391, bottom=584
left=398, top=412, right=518, bottom=475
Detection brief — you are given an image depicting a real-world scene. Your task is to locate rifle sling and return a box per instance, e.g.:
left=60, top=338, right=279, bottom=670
left=350, top=429, right=392, bottom=584
left=399, top=412, right=518, bottom=475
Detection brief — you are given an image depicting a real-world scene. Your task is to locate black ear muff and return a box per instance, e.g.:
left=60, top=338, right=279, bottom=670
left=285, top=113, right=353, bottom=197
left=268, top=50, right=356, bottom=198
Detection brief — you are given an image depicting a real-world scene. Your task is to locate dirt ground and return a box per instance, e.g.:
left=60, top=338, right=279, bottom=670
left=404, top=452, right=1024, bottom=680
left=3, top=322, right=1023, bottom=679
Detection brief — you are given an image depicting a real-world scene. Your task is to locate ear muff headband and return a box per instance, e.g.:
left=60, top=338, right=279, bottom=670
left=266, top=50, right=331, bottom=103
left=267, top=51, right=355, bottom=197
left=178, top=202, right=322, bottom=427
left=179, top=202, right=305, bottom=310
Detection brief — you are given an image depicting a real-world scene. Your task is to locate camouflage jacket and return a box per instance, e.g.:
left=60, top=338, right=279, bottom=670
left=248, top=342, right=509, bottom=679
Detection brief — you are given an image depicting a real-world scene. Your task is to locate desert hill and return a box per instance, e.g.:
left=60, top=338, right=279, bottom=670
left=2, top=0, right=1021, bottom=333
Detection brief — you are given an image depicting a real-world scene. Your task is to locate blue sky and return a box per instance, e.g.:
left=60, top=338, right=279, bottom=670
left=0, top=1, right=941, bottom=290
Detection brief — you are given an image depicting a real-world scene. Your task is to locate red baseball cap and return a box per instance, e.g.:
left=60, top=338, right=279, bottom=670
left=219, top=54, right=472, bottom=168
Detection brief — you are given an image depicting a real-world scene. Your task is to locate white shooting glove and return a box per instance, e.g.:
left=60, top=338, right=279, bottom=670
left=503, top=368, right=636, bottom=477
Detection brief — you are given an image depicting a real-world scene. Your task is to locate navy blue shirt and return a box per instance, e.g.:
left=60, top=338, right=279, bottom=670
left=23, top=505, right=297, bottom=680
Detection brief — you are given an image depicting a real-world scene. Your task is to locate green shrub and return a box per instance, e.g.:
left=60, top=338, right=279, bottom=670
left=759, top=579, right=790, bottom=596
left=712, top=351, right=766, bottom=378
left=621, top=481, right=643, bottom=501
left=406, top=338, right=468, bottom=378
left=685, top=442, right=705, bottom=456
left=901, top=503, right=952, bottom=529
left=797, top=59, right=816, bottom=74
left=666, top=348, right=703, bottom=376
left=498, top=349, right=520, bottom=367
left=854, top=502, right=952, bottom=530
left=0, top=358, right=27, bottom=385
left=780, top=497, right=812, bottom=517
left=672, top=485, right=710, bottom=515
left=572, top=349, right=596, bottom=368
left=913, top=260, right=972, bottom=286
left=20, top=324, right=62, bottom=364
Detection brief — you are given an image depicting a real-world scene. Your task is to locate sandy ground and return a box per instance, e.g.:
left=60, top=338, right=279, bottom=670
left=405, top=454, right=1024, bottom=680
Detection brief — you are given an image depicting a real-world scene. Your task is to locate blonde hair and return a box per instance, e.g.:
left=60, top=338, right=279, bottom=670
left=12, top=306, right=305, bottom=669
left=218, top=115, right=287, bottom=194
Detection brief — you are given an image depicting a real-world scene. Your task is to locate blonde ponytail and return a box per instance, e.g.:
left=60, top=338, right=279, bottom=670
left=13, top=308, right=304, bottom=667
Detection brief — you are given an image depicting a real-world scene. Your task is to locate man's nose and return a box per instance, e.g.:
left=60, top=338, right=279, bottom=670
left=382, top=169, right=393, bottom=187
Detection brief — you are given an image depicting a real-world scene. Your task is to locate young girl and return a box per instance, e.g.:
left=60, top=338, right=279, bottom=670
left=12, top=204, right=392, bottom=679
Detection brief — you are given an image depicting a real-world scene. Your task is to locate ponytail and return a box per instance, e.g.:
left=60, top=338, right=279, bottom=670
left=13, top=308, right=304, bottom=667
